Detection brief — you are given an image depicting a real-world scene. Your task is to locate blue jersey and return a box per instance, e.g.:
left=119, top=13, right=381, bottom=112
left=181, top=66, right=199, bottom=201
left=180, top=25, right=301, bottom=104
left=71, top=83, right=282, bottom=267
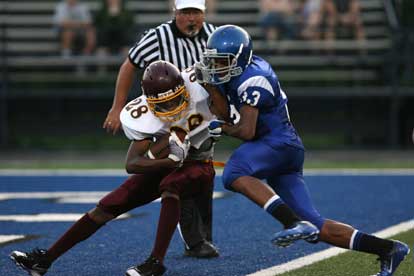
left=220, top=56, right=324, bottom=230
left=218, top=55, right=304, bottom=149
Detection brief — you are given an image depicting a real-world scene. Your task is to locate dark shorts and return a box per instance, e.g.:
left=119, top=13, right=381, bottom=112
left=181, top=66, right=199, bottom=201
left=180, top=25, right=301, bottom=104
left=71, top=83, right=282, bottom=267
left=97, top=29, right=131, bottom=53
left=98, top=161, right=215, bottom=217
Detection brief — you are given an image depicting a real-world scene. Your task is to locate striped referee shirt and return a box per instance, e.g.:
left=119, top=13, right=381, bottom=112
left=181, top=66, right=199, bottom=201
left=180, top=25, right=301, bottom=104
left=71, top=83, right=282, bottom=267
left=128, top=20, right=216, bottom=71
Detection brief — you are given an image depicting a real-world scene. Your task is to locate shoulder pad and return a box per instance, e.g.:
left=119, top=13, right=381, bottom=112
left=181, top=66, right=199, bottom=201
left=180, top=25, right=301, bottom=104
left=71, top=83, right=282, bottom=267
left=120, top=96, right=166, bottom=134
left=181, top=68, right=209, bottom=102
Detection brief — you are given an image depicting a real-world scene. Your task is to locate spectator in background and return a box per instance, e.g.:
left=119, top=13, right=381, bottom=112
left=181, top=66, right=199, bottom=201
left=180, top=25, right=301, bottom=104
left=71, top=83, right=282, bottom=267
left=394, top=0, right=414, bottom=83
left=169, top=0, right=217, bottom=16
left=258, top=0, right=299, bottom=41
left=206, top=0, right=217, bottom=16
left=94, top=0, right=134, bottom=57
left=324, top=0, right=365, bottom=41
left=300, top=0, right=323, bottom=40
left=53, top=0, right=96, bottom=57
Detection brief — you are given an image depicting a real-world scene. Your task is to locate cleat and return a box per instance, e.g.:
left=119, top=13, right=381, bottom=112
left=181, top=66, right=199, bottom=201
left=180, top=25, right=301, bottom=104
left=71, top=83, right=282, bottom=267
left=372, top=241, right=410, bottom=276
left=125, top=255, right=166, bottom=276
left=271, top=221, right=319, bottom=248
left=184, top=240, right=219, bottom=258
left=10, top=248, right=51, bottom=276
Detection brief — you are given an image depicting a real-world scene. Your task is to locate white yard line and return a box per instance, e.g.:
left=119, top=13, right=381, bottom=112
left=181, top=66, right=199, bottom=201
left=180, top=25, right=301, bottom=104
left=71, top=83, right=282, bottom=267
left=0, top=191, right=227, bottom=202
left=247, top=219, right=414, bottom=276
left=0, top=213, right=131, bottom=222
left=0, top=235, right=26, bottom=245
left=0, top=191, right=107, bottom=201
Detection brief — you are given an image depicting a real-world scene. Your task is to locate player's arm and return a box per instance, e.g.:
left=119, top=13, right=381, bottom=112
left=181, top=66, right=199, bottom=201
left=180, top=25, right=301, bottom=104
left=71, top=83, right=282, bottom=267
left=125, top=137, right=178, bottom=174
left=219, top=76, right=275, bottom=140
left=203, top=83, right=230, bottom=121
left=221, top=104, right=258, bottom=140
left=103, top=58, right=136, bottom=135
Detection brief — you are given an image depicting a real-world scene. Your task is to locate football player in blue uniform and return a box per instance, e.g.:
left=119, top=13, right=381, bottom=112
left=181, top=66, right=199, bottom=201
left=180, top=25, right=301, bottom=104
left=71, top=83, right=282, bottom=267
left=196, top=25, right=410, bottom=276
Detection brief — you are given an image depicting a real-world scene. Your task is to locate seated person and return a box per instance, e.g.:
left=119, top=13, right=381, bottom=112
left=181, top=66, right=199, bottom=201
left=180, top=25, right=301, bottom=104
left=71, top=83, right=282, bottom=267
left=94, top=0, right=134, bottom=56
left=323, top=0, right=365, bottom=40
left=258, top=0, right=300, bottom=41
left=53, top=0, right=96, bottom=57
left=301, top=0, right=323, bottom=40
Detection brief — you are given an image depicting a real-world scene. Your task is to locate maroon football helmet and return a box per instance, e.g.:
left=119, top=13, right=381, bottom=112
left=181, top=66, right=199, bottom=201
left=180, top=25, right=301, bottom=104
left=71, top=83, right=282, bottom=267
left=141, top=61, right=189, bottom=122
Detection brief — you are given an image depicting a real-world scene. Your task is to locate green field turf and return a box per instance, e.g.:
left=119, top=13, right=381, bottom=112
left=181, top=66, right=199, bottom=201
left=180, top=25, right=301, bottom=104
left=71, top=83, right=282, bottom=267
left=1, top=148, right=414, bottom=170
left=280, top=230, right=414, bottom=276
left=1, top=160, right=413, bottom=169
left=0, top=163, right=412, bottom=170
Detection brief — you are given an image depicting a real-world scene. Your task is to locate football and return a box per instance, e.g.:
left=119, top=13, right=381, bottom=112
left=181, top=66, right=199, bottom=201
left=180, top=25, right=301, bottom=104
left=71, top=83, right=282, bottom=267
left=170, top=126, right=188, bottom=142
left=148, top=134, right=170, bottom=159
left=148, top=127, right=188, bottom=159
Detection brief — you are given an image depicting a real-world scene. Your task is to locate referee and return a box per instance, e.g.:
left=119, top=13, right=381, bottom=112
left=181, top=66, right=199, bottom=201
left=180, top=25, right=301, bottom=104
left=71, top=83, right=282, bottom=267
left=103, top=0, right=218, bottom=258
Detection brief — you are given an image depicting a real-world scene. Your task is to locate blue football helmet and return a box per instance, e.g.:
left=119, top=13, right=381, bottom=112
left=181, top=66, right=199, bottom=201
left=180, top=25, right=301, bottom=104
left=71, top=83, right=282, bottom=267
left=195, top=25, right=253, bottom=84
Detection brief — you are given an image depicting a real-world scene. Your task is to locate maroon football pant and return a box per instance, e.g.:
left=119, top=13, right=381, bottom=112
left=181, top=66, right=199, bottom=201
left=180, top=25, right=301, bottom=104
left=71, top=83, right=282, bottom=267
left=98, top=161, right=215, bottom=218
left=45, top=161, right=215, bottom=263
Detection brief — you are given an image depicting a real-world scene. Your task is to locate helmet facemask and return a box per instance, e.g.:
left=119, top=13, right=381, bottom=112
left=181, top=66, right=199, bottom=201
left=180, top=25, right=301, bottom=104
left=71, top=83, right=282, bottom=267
left=146, top=85, right=189, bottom=122
left=196, top=47, right=245, bottom=85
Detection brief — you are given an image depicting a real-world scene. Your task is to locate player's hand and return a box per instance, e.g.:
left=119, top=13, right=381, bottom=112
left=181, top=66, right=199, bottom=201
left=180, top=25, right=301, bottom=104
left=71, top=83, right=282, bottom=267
left=208, top=120, right=226, bottom=138
left=103, top=107, right=122, bottom=135
left=202, top=83, right=221, bottom=95
left=168, top=131, right=190, bottom=167
left=194, top=62, right=207, bottom=84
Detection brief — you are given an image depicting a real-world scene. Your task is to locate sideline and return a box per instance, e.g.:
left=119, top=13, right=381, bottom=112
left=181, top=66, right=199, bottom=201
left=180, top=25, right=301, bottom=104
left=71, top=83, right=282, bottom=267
left=247, top=219, right=414, bottom=276
left=2, top=168, right=414, bottom=176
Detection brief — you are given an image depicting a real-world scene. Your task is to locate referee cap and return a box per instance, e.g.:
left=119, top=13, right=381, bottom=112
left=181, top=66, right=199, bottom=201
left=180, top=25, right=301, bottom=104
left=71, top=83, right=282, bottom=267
left=175, top=0, right=205, bottom=11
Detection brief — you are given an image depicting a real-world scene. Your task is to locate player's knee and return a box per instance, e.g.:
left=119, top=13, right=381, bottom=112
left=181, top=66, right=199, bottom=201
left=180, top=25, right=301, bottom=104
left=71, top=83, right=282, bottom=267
left=223, top=159, right=252, bottom=192
left=222, top=168, right=237, bottom=191
left=88, top=207, right=116, bottom=225
left=161, top=191, right=179, bottom=200
left=159, top=183, right=180, bottom=197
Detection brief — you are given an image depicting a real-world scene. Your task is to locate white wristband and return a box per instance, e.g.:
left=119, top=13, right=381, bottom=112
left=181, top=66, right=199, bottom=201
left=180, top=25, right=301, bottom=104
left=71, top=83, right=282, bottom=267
left=147, top=149, right=156, bottom=160
left=167, top=154, right=181, bottom=162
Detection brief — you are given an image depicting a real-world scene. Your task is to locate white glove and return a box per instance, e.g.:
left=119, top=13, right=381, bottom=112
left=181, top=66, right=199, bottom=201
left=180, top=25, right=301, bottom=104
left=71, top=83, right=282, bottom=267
left=168, top=131, right=190, bottom=166
left=208, top=120, right=226, bottom=138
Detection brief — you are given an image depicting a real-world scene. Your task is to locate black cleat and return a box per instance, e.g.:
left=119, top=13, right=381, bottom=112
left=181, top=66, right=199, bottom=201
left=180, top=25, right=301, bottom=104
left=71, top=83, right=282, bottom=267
left=184, top=240, right=219, bottom=258
left=125, top=255, right=166, bottom=276
left=373, top=240, right=410, bottom=276
left=10, top=248, right=51, bottom=276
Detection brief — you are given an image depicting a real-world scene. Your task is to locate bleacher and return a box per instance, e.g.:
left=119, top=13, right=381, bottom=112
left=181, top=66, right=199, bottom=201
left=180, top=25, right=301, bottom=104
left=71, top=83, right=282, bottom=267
left=1, top=0, right=392, bottom=88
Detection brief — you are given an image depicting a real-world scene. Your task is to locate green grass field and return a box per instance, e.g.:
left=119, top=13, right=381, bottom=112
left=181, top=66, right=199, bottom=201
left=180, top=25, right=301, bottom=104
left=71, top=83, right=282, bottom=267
left=3, top=134, right=413, bottom=170
left=1, top=160, right=413, bottom=170
left=281, top=230, right=414, bottom=276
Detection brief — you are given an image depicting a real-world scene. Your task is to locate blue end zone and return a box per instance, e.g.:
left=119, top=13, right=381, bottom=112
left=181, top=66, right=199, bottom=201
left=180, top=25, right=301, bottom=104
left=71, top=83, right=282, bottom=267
left=0, top=174, right=413, bottom=275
